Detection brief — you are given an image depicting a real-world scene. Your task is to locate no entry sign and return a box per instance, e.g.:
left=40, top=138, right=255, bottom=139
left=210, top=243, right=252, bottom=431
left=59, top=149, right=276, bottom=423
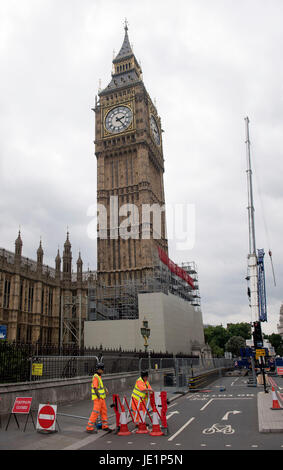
left=36, top=404, right=57, bottom=432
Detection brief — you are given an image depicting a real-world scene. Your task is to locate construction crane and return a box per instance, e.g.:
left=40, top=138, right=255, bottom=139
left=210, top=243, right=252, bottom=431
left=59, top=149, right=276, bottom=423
left=244, top=117, right=268, bottom=392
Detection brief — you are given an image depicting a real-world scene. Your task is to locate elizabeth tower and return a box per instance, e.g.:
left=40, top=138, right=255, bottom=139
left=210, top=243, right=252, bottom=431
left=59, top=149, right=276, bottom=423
left=94, top=24, right=168, bottom=288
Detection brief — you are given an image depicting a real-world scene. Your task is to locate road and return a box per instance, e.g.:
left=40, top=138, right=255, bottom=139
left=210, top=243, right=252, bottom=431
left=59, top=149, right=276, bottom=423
left=80, top=374, right=283, bottom=451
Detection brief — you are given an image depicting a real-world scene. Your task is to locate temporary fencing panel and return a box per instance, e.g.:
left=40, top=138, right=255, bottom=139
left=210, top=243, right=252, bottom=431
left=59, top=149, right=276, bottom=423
left=112, top=391, right=168, bottom=436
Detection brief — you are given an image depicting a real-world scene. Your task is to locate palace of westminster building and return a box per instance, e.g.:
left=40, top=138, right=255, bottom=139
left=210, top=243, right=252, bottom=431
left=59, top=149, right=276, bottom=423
left=0, top=231, right=91, bottom=345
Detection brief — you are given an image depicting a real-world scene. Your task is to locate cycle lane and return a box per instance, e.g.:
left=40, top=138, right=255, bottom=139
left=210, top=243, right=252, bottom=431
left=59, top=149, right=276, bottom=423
left=171, top=375, right=283, bottom=450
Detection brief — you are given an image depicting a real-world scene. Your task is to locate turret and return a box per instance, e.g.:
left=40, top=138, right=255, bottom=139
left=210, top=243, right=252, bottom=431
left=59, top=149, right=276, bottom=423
left=37, top=239, right=44, bottom=273
left=55, top=248, right=61, bottom=280
left=77, top=252, right=83, bottom=283
left=14, top=230, right=23, bottom=268
left=63, top=231, right=72, bottom=281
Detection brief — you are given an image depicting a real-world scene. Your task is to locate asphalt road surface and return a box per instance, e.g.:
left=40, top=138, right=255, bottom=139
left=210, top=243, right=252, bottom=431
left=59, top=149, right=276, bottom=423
left=80, top=374, right=283, bottom=451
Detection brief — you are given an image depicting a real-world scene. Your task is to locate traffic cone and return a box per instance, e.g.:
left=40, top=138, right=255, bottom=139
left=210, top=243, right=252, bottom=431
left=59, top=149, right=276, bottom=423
left=150, top=411, right=164, bottom=436
left=136, top=412, right=149, bottom=434
left=117, top=409, right=131, bottom=436
left=271, top=387, right=283, bottom=410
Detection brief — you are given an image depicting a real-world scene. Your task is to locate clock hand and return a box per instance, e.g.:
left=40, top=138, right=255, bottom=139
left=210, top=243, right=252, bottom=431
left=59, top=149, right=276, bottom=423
left=116, top=115, right=125, bottom=123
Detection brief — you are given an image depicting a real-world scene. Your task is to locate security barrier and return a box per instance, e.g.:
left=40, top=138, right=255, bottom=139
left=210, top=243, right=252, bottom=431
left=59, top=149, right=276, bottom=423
left=188, top=369, right=222, bottom=391
left=112, top=391, right=168, bottom=436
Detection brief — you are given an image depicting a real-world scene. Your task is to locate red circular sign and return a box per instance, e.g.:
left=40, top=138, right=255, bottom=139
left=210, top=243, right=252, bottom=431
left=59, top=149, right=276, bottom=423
left=38, top=405, right=56, bottom=429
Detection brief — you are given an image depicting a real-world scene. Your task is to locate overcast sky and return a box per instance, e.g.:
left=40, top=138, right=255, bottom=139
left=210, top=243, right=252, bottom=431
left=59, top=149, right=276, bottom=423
left=1, top=0, right=283, bottom=335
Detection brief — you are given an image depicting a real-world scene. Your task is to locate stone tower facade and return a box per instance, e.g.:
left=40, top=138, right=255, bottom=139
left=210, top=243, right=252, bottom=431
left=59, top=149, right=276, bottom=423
left=94, top=24, right=168, bottom=288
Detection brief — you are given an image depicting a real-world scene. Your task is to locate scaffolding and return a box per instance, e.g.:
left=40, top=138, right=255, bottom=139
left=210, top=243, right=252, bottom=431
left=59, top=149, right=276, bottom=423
left=88, top=258, right=201, bottom=321
left=60, top=290, right=88, bottom=349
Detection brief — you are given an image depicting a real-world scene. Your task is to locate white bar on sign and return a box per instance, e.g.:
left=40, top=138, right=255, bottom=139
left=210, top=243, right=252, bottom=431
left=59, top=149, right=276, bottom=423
left=39, top=414, right=54, bottom=420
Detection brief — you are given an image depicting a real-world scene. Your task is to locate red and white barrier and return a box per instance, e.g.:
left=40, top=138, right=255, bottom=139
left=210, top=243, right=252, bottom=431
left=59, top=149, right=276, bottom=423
left=112, top=391, right=168, bottom=437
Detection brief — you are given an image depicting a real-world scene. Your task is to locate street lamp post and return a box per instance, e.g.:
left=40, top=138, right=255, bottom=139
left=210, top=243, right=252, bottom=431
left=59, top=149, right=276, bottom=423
left=140, top=318, right=150, bottom=353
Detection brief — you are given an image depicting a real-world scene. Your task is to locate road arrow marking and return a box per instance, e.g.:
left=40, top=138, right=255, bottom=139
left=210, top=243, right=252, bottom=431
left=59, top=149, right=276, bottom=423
left=222, top=410, right=242, bottom=421
left=167, top=411, right=180, bottom=420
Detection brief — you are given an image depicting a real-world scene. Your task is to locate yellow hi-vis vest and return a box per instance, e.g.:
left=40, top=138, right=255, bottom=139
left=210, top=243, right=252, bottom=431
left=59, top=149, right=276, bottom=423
left=131, top=377, right=150, bottom=402
left=91, top=373, right=106, bottom=400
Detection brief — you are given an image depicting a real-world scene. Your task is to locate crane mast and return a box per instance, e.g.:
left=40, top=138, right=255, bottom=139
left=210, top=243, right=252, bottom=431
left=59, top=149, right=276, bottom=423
left=245, top=117, right=268, bottom=392
left=245, top=117, right=259, bottom=323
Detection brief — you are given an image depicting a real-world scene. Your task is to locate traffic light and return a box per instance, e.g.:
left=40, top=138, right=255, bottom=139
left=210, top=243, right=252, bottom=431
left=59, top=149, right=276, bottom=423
left=253, top=321, right=263, bottom=348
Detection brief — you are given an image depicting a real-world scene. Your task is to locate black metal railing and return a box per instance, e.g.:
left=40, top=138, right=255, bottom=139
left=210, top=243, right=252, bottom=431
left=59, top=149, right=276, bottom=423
left=0, top=341, right=198, bottom=384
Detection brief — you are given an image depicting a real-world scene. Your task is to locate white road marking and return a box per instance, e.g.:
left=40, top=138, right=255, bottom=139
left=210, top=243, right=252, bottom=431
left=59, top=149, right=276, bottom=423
left=222, top=410, right=241, bottom=420
left=200, top=399, right=213, bottom=411
left=231, top=377, right=239, bottom=386
left=200, top=397, right=253, bottom=411
left=167, top=411, right=180, bottom=420
left=168, top=402, right=177, bottom=408
left=168, top=417, right=195, bottom=442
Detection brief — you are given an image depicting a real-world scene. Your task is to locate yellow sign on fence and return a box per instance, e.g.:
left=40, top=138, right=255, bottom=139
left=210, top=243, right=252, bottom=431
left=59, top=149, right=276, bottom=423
left=32, top=363, right=43, bottom=376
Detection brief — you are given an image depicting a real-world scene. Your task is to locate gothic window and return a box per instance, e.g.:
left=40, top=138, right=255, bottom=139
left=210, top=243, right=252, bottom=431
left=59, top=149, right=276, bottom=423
left=3, top=278, right=11, bottom=308
left=41, top=289, right=44, bottom=314
left=48, top=290, right=53, bottom=316
left=28, top=284, right=34, bottom=313
left=19, top=281, right=23, bottom=310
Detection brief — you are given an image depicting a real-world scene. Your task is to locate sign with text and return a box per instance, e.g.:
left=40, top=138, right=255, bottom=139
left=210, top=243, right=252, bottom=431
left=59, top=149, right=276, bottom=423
left=277, top=367, right=283, bottom=376
left=12, top=397, right=32, bottom=414
left=32, top=363, right=43, bottom=376
left=255, top=349, right=265, bottom=358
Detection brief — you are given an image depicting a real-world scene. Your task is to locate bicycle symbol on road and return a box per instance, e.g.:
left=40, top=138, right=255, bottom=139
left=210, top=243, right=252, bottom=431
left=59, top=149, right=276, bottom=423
left=203, top=423, right=235, bottom=434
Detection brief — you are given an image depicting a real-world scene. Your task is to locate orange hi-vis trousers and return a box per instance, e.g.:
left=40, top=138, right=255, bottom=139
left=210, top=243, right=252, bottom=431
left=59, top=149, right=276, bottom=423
left=86, top=399, right=108, bottom=431
left=131, top=397, right=148, bottom=424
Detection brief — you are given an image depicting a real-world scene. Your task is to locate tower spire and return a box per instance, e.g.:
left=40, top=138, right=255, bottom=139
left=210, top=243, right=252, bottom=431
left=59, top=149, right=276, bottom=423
left=124, top=18, right=129, bottom=31
left=99, top=20, right=142, bottom=96
left=114, top=19, right=133, bottom=62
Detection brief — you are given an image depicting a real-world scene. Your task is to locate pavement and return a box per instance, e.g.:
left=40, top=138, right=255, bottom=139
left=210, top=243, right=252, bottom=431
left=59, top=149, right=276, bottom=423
left=1, top=374, right=283, bottom=450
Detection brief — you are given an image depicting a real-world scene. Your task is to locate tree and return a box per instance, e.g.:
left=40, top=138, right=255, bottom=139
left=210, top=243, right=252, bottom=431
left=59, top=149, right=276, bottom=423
left=209, top=341, right=224, bottom=357
left=266, top=334, right=283, bottom=356
left=204, top=323, right=251, bottom=358
left=225, top=336, right=246, bottom=357
left=226, top=323, right=251, bottom=340
left=204, top=325, right=229, bottom=352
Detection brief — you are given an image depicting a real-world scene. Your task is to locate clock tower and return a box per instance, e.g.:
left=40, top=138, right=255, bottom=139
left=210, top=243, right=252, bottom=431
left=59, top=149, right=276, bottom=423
left=94, top=23, right=168, bottom=288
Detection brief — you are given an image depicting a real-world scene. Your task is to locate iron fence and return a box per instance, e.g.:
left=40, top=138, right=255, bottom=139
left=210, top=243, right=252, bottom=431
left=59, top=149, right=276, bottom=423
left=29, top=355, right=143, bottom=381
left=0, top=341, right=233, bottom=385
left=0, top=342, right=190, bottom=383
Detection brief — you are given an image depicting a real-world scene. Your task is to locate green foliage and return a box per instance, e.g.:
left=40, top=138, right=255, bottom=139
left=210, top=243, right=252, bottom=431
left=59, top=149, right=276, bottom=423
left=204, top=322, right=251, bottom=357
left=265, top=333, right=283, bottom=356
left=0, top=341, right=30, bottom=383
left=204, top=325, right=229, bottom=351
left=225, top=336, right=246, bottom=356
left=226, top=323, right=251, bottom=340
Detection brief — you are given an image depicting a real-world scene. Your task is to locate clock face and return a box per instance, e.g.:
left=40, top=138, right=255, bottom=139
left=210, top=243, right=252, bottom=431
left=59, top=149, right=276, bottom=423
left=150, top=114, right=160, bottom=146
left=105, top=105, right=133, bottom=134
